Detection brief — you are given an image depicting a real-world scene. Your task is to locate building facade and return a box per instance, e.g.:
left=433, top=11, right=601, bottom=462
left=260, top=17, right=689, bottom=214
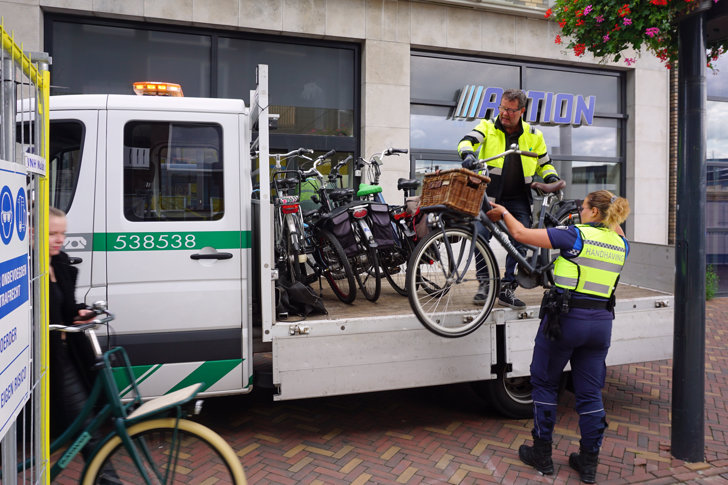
left=6, top=0, right=720, bottom=290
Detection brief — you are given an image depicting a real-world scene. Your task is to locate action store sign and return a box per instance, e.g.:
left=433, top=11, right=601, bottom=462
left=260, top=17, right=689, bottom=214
left=0, top=159, right=30, bottom=440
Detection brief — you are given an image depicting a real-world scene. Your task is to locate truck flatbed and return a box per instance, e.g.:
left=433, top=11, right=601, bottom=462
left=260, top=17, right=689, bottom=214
left=278, top=282, right=670, bottom=322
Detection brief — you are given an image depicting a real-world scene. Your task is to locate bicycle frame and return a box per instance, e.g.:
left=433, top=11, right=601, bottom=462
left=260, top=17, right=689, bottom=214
left=38, top=314, right=202, bottom=484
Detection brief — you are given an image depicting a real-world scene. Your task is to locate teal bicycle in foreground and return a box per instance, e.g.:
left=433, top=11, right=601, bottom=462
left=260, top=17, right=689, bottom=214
left=7, top=302, right=246, bottom=484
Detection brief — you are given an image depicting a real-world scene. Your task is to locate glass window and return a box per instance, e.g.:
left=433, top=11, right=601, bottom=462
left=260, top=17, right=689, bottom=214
left=48, top=121, right=85, bottom=212
left=217, top=38, right=355, bottom=136
left=411, top=56, right=520, bottom=102
left=50, top=22, right=211, bottom=96
left=552, top=160, right=621, bottom=201
left=525, top=67, right=621, bottom=114
left=707, top=55, right=728, bottom=99
left=708, top=101, right=728, bottom=158
left=541, top=118, right=619, bottom=158
left=123, top=122, right=223, bottom=221
left=411, top=105, right=477, bottom=151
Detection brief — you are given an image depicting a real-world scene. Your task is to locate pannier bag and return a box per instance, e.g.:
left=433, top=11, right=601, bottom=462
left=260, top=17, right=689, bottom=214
left=327, top=208, right=359, bottom=257
left=368, top=203, right=395, bottom=249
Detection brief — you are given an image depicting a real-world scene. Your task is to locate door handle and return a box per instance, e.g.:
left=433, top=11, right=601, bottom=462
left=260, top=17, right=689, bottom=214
left=190, top=252, right=233, bottom=260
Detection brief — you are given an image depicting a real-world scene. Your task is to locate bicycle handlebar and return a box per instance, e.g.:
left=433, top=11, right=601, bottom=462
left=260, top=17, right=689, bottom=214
left=477, top=143, right=537, bottom=167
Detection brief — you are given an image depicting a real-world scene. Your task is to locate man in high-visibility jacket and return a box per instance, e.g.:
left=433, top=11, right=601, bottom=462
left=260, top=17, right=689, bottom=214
left=457, top=88, right=560, bottom=308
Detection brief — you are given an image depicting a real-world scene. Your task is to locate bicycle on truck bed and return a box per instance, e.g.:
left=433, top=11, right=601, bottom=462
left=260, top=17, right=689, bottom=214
left=355, top=147, right=422, bottom=296
left=306, top=153, right=384, bottom=302
left=298, top=150, right=358, bottom=304
left=406, top=143, right=581, bottom=338
left=9, top=302, right=247, bottom=484
left=270, top=148, right=315, bottom=286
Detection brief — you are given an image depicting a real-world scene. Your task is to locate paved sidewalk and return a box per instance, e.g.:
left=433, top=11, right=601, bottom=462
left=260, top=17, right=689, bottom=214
left=198, top=297, right=728, bottom=484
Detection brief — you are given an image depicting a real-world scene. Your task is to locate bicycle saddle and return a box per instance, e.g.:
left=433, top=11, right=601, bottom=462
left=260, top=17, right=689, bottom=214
left=276, top=177, right=300, bottom=190
left=531, top=179, right=566, bottom=194
left=397, top=178, right=420, bottom=192
left=357, top=183, right=382, bottom=197
left=327, top=188, right=355, bottom=202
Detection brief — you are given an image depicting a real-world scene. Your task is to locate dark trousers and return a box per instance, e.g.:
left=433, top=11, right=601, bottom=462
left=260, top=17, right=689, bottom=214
left=529, top=310, right=612, bottom=452
left=475, top=198, right=532, bottom=283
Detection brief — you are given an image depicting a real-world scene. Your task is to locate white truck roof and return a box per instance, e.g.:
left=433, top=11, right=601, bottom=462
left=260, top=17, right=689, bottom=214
left=49, top=94, right=247, bottom=114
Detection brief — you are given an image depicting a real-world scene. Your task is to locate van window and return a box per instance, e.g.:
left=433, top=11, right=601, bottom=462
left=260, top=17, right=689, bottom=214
left=123, top=121, right=224, bottom=221
left=49, top=120, right=85, bottom=212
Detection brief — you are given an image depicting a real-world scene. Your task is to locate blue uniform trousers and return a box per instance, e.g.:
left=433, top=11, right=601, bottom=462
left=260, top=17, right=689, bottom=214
left=529, top=308, right=612, bottom=453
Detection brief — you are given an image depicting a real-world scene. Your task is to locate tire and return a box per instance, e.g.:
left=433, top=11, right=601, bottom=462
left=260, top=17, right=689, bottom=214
left=82, top=418, right=247, bottom=485
left=316, top=229, right=357, bottom=304
left=353, top=245, right=381, bottom=302
left=471, top=375, right=533, bottom=419
left=379, top=236, right=411, bottom=297
left=286, top=227, right=303, bottom=284
left=406, top=226, right=499, bottom=338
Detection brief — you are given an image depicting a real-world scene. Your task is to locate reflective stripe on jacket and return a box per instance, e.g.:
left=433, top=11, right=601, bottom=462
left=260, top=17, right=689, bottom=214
left=553, top=224, right=627, bottom=298
left=457, top=118, right=558, bottom=185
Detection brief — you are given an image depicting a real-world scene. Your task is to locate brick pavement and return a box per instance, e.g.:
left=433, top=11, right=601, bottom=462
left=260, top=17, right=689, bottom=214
left=195, top=297, right=728, bottom=485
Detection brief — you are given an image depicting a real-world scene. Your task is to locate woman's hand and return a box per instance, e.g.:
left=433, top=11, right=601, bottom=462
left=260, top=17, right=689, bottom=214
left=486, top=202, right=507, bottom=222
left=73, top=309, right=96, bottom=324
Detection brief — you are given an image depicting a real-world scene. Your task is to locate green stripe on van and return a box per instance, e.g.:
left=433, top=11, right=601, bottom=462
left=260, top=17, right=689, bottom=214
left=167, top=359, right=243, bottom=393
left=92, top=230, right=251, bottom=251
left=112, top=363, right=161, bottom=396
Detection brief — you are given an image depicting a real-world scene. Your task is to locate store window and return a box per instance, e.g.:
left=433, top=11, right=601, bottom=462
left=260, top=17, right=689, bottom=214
left=123, top=122, right=223, bottom=221
left=44, top=15, right=359, bottom=157
left=707, top=55, right=728, bottom=296
left=410, top=52, right=625, bottom=202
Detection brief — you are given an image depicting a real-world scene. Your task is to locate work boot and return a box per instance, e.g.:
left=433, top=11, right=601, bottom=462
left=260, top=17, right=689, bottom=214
left=498, top=281, right=526, bottom=309
left=473, top=281, right=489, bottom=304
left=518, top=437, right=554, bottom=475
left=569, top=448, right=599, bottom=483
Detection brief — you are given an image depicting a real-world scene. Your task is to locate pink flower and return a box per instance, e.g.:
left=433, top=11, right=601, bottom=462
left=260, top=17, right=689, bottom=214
left=603, top=34, right=610, bottom=42
left=584, top=5, right=593, bottom=14
left=624, top=58, right=636, bottom=66
left=595, top=15, right=604, bottom=23
left=645, top=27, right=660, bottom=37
left=623, top=17, right=632, bottom=26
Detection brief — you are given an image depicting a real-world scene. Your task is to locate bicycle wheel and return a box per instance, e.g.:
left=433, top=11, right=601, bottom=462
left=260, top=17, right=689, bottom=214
left=284, top=214, right=304, bottom=284
left=82, top=418, right=246, bottom=485
left=407, top=226, right=499, bottom=338
left=315, top=229, right=357, bottom=303
left=351, top=223, right=381, bottom=301
left=379, top=222, right=414, bottom=296
left=380, top=241, right=410, bottom=296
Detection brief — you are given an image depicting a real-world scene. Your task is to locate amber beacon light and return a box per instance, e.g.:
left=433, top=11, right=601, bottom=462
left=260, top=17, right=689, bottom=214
left=133, top=81, right=184, bottom=96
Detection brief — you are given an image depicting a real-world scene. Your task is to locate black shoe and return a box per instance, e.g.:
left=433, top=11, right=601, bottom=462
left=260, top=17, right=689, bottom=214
left=473, top=281, right=489, bottom=304
left=569, top=448, right=599, bottom=484
left=498, top=282, right=525, bottom=309
left=518, top=437, right=554, bottom=475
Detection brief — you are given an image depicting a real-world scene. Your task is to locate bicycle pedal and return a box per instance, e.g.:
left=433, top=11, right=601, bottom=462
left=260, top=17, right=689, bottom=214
left=298, top=254, right=307, bottom=263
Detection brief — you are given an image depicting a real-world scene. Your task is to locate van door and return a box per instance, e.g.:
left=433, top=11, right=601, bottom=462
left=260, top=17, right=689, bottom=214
left=104, top=109, right=246, bottom=397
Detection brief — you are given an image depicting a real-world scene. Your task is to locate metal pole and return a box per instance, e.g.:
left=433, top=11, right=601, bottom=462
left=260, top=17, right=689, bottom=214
left=672, top=6, right=708, bottom=462
left=1, top=55, right=18, bottom=485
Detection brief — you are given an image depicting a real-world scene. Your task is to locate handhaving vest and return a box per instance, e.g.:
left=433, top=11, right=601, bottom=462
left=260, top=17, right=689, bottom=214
left=553, top=224, right=627, bottom=298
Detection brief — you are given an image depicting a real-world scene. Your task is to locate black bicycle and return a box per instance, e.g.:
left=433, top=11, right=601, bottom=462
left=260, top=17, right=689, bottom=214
left=406, top=144, right=580, bottom=338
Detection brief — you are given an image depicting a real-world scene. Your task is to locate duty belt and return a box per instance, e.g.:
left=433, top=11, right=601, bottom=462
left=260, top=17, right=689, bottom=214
left=569, top=297, right=612, bottom=310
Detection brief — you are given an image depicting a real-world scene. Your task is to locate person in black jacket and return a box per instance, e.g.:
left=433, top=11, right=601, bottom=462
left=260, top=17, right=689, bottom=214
left=49, top=207, right=96, bottom=436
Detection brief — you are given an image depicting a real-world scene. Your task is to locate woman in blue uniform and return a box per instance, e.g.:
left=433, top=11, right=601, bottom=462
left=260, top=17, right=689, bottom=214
left=487, top=190, right=630, bottom=484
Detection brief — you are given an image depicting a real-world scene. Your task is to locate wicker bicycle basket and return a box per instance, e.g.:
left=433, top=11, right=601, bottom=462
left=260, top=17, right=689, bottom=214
left=419, top=168, right=491, bottom=217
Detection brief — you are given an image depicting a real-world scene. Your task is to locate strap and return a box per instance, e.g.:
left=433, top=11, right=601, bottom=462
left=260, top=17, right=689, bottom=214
left=569, top=297, right=611, bottom=310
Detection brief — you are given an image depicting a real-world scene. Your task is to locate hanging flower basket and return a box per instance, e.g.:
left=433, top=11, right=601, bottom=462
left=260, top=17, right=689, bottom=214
left=545, top=0, right=728, bottom=68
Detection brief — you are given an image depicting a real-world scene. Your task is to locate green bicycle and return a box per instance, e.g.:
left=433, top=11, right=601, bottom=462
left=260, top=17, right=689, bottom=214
left=19, top=302, right=247, bottom=484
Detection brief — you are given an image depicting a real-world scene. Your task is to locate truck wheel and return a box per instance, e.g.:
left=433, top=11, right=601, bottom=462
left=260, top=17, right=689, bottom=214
left=471, top=375, right=533, bottom=419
